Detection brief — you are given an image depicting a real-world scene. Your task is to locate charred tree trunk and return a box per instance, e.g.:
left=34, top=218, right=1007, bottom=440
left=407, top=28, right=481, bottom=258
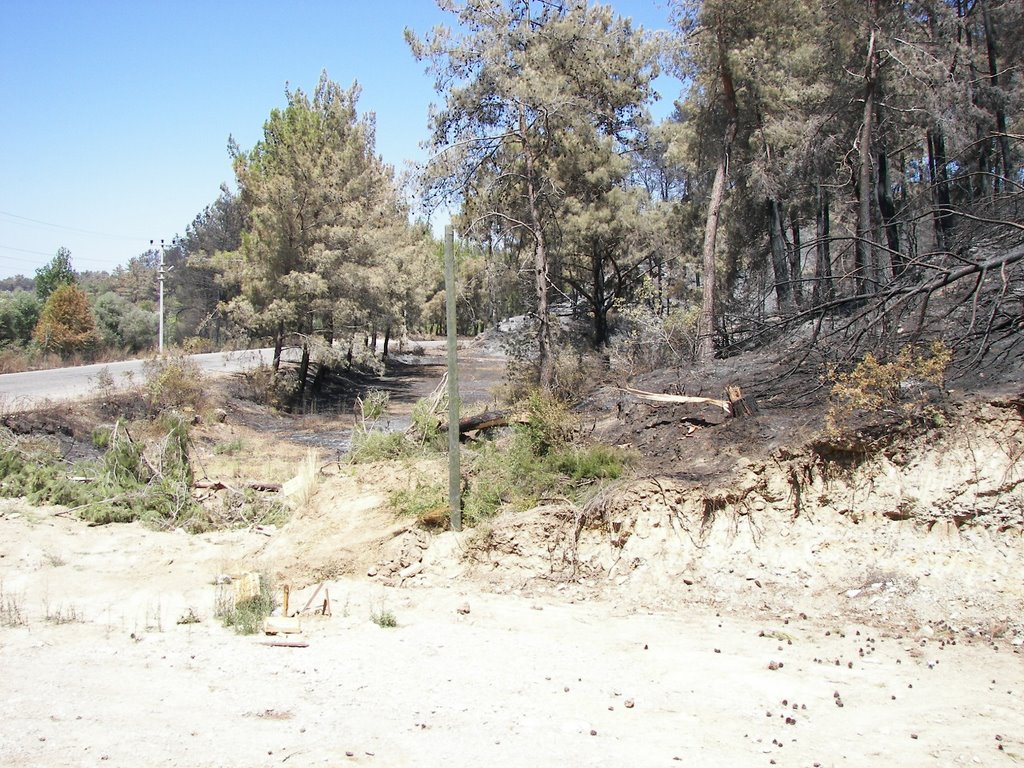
left=927, top=128, right=953, bottom=249
left=323, top=314, right=334, bottom=346
left=272, top=321, right=285, bottom=373
left=855, top=20, right=879, bottom=297
left=876, top=148, right=903, bottom=278
left=981, top=0, right=1011, bottom=191
left=382, top=324, right=392, bottom=358
left=591, top=243, right=609, bottom=346
left=696, top=23, right=739, bottom=364
left=813, top=183, right=834, bottom=306
left=789, top=208, right=803, bottom=308
left=768, top=199, right=794, bottom=312
left=296, top=340, right=311, bottom=402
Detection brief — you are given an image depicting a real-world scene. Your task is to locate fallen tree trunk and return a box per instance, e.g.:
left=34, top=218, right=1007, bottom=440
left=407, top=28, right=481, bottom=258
left=622, top=387, right=730, bottom=413
left=622, top=386, right=758, bottom=418
left=194, top=480, right=282, bottom=493
left=438, top=409, right=528, bottom=435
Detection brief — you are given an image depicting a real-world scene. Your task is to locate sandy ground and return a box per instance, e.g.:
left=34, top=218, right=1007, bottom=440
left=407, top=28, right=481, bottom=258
left=2, top=500, right=1023, bottom=768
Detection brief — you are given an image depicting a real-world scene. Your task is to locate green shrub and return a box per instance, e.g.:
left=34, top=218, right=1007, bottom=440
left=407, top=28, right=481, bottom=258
left=348, top=429, right=410, bottom=463
left=358, top=389, right=390, bottom=422
left=143, top=356, right=206, bottom=414
left=520, top=390, right=574, bottom=455
left=370, top=608, right=398, bottom=628
left=826, top=341, right=951, bottom=437
left=460, top=428, right=632, bottom=525
left=215, top=575, right=276, bottom=635
left=0, top=417, right=210, bottom=531
left=389, top=480, right=447, bottom=524
left=213, top=438, right=245, bottom=455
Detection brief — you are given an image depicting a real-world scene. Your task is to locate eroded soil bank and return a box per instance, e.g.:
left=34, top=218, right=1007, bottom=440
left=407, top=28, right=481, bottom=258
left=1, top=342, right=1022, bottom=767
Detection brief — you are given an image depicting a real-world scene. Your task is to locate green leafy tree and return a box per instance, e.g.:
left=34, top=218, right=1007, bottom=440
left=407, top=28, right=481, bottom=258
left=0, top=290, right=41, bottom=347
left=112, top=250, right=158, bottom=304
left=220, top=72, right=418, bottom=400
left=33, top=284, right=100, bottom=356
left=168, top=186, right=245, bottom=345
left=409, top=0, right=659, bottom=386
left=93, top=291, right=157, bottom=352
left=34, top=247, right=77, bottom=301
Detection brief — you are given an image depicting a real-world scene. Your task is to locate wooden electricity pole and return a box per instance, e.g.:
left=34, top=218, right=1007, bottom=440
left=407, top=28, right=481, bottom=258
left=444, top=226, right=462, bottom=531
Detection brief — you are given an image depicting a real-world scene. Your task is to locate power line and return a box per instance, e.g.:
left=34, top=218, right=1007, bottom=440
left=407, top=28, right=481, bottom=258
left=0, top=209, right=147, bottom=241
left=0, top=243, right=54, bottom=257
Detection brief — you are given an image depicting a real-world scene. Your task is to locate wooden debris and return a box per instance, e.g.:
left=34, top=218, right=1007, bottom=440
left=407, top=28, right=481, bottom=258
left=193, top=480, right=282, bottom=493
left=438, top=409, right=528, bottom=435
left=263, top=616, right=302, bottom=635
left=726, top=385, right=759, bottom=417
left=298, top=583, right=332, bottom=616
left=233, top=572, right=261, bottom=607
left=260, top=639, right=309, bottom=648
left=621, top=387, right=730, bottom=413
left=621, top=385, right=759, bottom=418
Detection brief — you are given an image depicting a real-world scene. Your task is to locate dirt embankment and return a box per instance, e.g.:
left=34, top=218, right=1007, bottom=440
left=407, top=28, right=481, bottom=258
left=2, top=341, right=1024, bottom=767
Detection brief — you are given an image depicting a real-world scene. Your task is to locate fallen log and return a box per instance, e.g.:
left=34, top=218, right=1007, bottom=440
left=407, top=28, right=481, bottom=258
left=622, top=385, right=758, bottom=418
left=194, top=480, right=282, bottom=493
left=438, top=409, right=528, bottom=435
left=621, top=387, right=730, bottom=413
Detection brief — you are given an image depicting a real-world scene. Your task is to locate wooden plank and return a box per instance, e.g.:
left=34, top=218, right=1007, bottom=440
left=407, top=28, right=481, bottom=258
left=263, top=616, right=302, bottom=635
left=260, top=639, right=309, bottom=648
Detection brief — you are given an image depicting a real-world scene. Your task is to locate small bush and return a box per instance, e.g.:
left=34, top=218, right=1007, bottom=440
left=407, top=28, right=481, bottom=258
left=213, top=438, right=245, bottom=456
left=348, top=429, right=410, bottom=463
left=0, top=580, right=27, bottom=627
left=0, top=416, right=211, bottom=531
left=143, top=356, right=206, bottom=414
left=215, top=574, right=276, bottom=635
left=370, top=608, right=398, bottom=628
left=357, top=389, right=390, bottom=423
left=520, top=391, right=574, bottom=455
left=233, top=364, right=298, bottom=410
left=826, top=341, right=951, bottom=437
left=389, top=480, right=447, bottom=526
left=460, top=426, right=633, bottom=525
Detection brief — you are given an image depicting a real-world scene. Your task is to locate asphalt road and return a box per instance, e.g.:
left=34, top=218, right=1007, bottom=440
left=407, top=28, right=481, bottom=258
left=0, top=348, right=287, bottom=410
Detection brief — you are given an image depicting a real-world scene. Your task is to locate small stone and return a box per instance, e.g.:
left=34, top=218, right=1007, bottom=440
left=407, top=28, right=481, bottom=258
left=456, top=602, right=471, bottom=615
left=910, top=733, right=919, bottom=740
left=624, top=699, right=635, bottom=709
left=590, top=729, right=597, bottom=736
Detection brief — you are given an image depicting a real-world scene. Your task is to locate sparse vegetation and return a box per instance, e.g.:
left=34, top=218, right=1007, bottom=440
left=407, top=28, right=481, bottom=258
left=215, top=574, right=276, bottom=635
left=389, top=478, right=447, bottom=527
left=348, top=429, right=411, bottom=463
left=143, top=356, right=207, bottom=415
left=370, top=607, right=398, bottom=628
left=2, top=412, right=210, bottom=532
left=384, top=390, right=634, bottom=527
left=212, top=438, right=245, bottom=456
left=0, top=581, right=26, bottom=627
left=826, top=341, right=952, bottom=438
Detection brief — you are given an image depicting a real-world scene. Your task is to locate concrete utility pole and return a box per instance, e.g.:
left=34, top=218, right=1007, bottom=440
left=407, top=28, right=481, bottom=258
left=152, top=239, right=166, bottom=355
left=444, top=225, right=462, bottom=532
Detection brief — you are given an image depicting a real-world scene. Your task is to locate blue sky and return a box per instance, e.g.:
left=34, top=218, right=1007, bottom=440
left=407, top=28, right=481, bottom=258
left=0, top=1, right=678, bottom=280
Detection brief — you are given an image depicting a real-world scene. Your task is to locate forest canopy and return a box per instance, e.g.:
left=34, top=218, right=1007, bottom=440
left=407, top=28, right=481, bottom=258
left=3, top=0, right=1020, bottom=394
